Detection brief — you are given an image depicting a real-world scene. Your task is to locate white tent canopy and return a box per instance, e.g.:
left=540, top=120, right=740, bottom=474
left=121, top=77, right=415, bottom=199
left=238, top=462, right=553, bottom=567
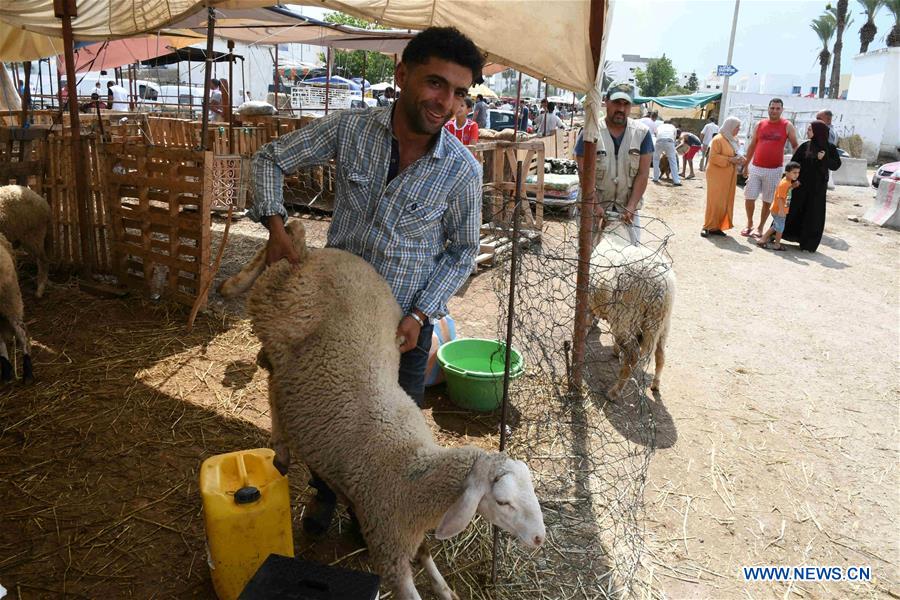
left=1, top=0, right=609, bottom=93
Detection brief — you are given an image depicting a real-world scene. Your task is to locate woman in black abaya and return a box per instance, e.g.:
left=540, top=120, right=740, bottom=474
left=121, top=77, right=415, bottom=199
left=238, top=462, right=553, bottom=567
left=782, top=120, right=841, bottom=252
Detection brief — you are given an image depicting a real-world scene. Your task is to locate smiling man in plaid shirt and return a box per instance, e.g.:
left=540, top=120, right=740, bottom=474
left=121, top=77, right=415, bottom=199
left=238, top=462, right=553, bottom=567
left=250, top=26, right=484, bottom=534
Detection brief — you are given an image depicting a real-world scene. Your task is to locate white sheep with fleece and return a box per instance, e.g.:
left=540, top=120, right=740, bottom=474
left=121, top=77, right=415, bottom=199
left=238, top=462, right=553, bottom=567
left=0, top=185, right=51, bottom=298
left=0, top=234, right=35, bottom=384
left=219, top=220, right=546, bottom=600
left=589, top=215, right=676, bottom=399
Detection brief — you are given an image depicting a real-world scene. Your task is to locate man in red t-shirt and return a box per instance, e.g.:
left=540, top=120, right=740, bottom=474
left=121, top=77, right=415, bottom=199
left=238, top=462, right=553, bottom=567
left=741, top=98, right=799, bottom=238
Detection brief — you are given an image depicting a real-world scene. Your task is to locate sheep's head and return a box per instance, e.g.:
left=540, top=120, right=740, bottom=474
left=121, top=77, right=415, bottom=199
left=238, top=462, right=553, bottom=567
left=436, top=453, right=545, bottom=549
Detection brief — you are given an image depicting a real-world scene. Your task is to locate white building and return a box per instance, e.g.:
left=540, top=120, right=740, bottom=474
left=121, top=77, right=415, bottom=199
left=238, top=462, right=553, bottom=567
left=847, top=47, right=900, bottom=158
left=603, top=54, right=655, bottom=94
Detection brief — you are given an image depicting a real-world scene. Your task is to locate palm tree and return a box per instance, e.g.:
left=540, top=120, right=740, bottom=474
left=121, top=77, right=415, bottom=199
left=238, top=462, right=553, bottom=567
left=828, top=0, right=849, bottom=99
left=886, top=0, right=900, bottom=46
left=857, top=0, right=884, bottom=53
left=811, top=14, right=836, bottom=98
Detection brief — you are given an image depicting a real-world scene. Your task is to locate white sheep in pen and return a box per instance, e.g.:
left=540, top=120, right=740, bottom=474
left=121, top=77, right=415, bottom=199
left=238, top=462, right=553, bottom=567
left=589, top=216, right=675, bottom=399
left=0, top=185, right=51, bottom=298
left=219, top=220, right=545, bottom=600
left=0, top=234, right=35, bottom=384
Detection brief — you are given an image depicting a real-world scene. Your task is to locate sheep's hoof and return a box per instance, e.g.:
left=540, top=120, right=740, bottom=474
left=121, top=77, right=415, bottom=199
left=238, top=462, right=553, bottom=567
left=650, top=379, right=660, bottom=391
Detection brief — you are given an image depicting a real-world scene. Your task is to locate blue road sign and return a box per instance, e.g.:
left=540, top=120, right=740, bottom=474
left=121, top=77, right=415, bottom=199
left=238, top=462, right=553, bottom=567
left=717, top=65, right=738, bottom=77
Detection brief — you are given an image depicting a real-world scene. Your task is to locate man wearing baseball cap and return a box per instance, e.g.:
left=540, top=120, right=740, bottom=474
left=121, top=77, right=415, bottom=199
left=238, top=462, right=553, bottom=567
left=574, top=81, right=654, bottom=241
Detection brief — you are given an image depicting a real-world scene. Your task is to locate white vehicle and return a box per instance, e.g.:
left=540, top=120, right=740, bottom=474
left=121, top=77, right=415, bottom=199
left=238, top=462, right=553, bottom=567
left=60, top=73, right=161, bottom=109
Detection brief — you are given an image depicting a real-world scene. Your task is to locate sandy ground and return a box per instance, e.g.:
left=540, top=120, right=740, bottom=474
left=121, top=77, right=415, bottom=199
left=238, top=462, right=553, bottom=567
left=213, top=174, right=900, bottom=598
left=1, top=171, right=897, bottom=599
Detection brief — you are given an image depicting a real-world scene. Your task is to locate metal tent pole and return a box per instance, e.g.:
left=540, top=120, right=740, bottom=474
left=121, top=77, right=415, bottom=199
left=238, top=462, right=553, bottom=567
left=55, top=0, right=95, bottom=274
left=227, top=40, right=235, bottom=153
left=20, top=61, right=31, bottom=126
left=198, top=6, right=216, bottom=151
left=273, top=43, right=279, bottom=113
left=324, top=47, right=331, bottom=115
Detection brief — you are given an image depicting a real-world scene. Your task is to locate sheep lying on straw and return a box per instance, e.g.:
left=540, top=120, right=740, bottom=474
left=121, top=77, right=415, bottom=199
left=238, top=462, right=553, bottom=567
left=0, top=185, right=51, bottom=298
left=219, top=220, right=545, bottom=600
left=0, top=234, right=35, bottom=384
left=590, top=215, right=675, bottom=399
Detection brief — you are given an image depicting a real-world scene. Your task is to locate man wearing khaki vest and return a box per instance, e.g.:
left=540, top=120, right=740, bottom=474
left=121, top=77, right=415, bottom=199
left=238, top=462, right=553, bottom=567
left=575, top=82, right=653, bottom=241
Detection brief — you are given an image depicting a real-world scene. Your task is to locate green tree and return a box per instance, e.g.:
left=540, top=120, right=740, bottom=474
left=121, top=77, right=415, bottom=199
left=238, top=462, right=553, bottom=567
left=661, top=83, right=689, bottom=96
left=827, top=1, right=850, bottom=98
left=811, top=13, right=836, bottom=98
left=633, top=55, right=677, bottom=97
left=316, top=12, right=395, bottom=82
left=886, top=0, right=900, bottom=46
left=686, top=71, right=699, bottom=92
left=857, top=0, right=884, bottom=53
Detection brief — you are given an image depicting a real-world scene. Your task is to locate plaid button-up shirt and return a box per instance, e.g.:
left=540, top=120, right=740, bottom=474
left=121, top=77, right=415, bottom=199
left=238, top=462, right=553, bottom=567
left=250, top=106, right=482, bottom=319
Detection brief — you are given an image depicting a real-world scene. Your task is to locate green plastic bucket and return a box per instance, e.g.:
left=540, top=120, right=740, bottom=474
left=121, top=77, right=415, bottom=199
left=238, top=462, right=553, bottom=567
left=436, top=338, right=524, bottom=412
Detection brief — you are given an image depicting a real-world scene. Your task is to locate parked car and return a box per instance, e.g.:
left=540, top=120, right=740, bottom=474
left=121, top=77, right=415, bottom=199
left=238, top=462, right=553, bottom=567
left=468, top=109, right=518, bottom=131
left=872, top=161, right=900, bottom=188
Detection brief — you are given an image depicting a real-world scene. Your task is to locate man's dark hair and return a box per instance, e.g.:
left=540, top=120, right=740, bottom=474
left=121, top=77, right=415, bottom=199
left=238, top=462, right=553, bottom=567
left=211, top=78, right=220, bottom=88
left=90, top=92, right=100, bottom=100
left=384, top=87, right=395, bottom=97
left=106, top=81, right=114, bottom=88
left=708, top=115, right=716, bottom=121
left=547, top=102, right=556, bottom=112
left=476, top=94, right=484, bottom=102
left=464, top=97, right=474, bottom=109
left=785, top=161, right=801, bottom=172
left=650, top=111, right=659, bottom=119
left=401, top=27, right=484, bottom=84
left=769, top=98, right=783, bottom=107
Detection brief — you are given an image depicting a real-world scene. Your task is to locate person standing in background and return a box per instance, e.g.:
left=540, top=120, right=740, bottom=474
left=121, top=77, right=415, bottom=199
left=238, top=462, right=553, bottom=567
left=699, top=116, right=719, bottom=171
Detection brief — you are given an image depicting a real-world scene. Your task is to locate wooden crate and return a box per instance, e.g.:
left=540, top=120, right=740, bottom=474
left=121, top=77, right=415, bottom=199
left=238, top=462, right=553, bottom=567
left=145, top=117, right=198, bottom=148
left=43, top=134, right=113, bottom=273
left=101, top=143, right=212, bottom=309
left=0, top=127, right=49, bottom=185
left=472, top=140, right=545, bottom=235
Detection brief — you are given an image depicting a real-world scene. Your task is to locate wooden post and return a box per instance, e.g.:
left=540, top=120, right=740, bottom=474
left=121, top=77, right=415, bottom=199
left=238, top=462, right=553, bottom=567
left=54, top=58, right=63, bottom=111
left=198, top=7, right=216, bottom=151
left=227, top=39, right=235, bottom=154
left=513, top=71, right=523, bottom=133
left=38, top=60, right=45, bottom=109
left=176, top=60, right=181, bottom=117
left=273, top=43, right=279, bottom=113
left=20, top=61, right=31, bottom=126
left=324, top=47, right=331, bottom=115
left=55, top=0, right=95, bottom=273
left=570, top=0, right=606, bottom=392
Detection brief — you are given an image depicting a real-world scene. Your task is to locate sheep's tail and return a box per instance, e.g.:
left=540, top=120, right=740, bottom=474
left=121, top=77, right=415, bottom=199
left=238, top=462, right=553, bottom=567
left=218, top=219, right=308, bottom=298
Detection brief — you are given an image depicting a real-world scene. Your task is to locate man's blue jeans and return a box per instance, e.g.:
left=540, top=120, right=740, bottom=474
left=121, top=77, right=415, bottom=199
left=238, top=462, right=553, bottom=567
left=398, top=321, right=434, bottom=407
left=653, top=138, right=681, bottom=184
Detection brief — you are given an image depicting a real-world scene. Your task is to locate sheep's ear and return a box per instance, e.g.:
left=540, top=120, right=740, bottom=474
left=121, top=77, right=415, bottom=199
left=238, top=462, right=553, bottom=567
left=435, top=483, right=484, bottom=540
left=435, top=457, right=490, bottom=540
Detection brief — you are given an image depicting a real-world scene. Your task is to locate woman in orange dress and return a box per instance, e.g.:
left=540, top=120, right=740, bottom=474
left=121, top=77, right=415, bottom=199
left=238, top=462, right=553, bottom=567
left=702, top=117, right=745, bottom=237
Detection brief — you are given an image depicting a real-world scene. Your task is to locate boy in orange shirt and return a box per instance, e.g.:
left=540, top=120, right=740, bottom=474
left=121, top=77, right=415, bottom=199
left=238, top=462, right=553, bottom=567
left=757, top=162, right=800, bottom=251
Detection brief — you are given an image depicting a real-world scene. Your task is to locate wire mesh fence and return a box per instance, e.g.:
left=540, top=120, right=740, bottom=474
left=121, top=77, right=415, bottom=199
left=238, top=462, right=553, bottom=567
left=466, top=190, right=675, bottom=598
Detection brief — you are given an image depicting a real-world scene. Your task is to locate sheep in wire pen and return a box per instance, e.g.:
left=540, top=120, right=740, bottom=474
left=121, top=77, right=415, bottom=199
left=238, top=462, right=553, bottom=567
left=481, top=193, right=674, bottom=598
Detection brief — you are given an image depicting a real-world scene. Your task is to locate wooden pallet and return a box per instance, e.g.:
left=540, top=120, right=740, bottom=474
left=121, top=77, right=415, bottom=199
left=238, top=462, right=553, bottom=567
left=473, top=225, right=540, bottom=272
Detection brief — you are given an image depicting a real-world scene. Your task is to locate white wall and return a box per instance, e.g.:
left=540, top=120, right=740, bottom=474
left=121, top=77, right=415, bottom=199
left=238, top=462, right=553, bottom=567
left=847, top=48, right=900, bottom=158
left=722, top=91, right=890, bottom=163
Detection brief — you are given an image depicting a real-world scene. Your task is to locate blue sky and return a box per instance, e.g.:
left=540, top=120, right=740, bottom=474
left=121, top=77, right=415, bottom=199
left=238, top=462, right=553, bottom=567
left=605, top=0, right=896, bottom=79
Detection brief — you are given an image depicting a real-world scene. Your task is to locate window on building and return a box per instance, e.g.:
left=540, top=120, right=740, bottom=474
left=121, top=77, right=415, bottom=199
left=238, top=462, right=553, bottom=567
left=791, top=85, right=801, bottom=95
left=715, top=85, right=720, bottom=90
left=810, top=86, right=818, bottom=95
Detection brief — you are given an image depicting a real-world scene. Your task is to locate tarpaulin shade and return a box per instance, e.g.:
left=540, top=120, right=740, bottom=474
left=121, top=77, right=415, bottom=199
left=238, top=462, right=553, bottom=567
left=61, top=33, right=201, bottom=73
left=169, top=6, right=415, bottom=52
left=632, top=92, right=722, bottom=108
left=0, top=1, right=608, bottom=93
left=141, top=47, right=234, bottom=66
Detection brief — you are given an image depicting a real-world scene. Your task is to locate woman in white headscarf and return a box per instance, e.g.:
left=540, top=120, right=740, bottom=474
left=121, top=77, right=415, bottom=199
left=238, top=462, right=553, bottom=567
left=702, top=116, right=745, bottom=237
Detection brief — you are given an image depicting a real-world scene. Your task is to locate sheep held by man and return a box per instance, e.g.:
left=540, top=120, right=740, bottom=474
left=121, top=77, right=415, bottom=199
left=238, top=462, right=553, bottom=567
left=0, top=185, right=51, bottom=298
left=219, top=220, right=545, bottom=600
left=0, top=234, right=35, bottom=384
left=589, top=215, right=675, bottom=399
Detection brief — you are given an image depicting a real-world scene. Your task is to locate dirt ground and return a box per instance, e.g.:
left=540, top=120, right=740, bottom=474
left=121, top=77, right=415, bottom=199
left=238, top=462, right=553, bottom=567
left=0, top=171, right=897, bottom=599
